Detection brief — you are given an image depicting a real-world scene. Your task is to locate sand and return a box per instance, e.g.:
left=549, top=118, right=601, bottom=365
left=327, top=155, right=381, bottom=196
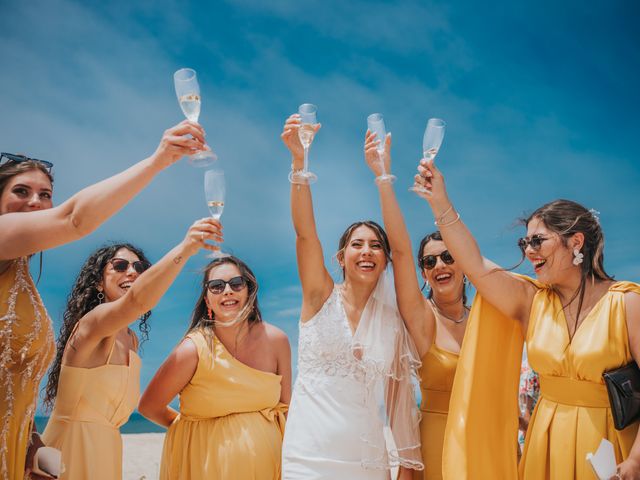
left=122, top=433, right=165, bottom=480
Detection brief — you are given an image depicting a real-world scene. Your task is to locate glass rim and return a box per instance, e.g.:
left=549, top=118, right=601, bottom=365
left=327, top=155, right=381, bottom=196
left=367, top=112, right=384, bottom=123
left=427, top=118, right=446, bottom=128
left=298, top=103, right=317, bottom=114
left=174, top=68, right=197, bottom=82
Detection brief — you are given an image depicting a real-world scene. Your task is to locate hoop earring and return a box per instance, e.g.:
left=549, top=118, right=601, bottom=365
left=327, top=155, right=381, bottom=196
left=97, top=292, right=105, bottom=304
left=573, top=248, right=584, bottom=266
left=207, top=307, right=213, bottom=320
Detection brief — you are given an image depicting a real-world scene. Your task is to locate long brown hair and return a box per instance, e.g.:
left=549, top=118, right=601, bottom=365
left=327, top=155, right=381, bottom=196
left=523, top=199, right=612, bottom=320
left=188, top=256, right=263, bottom=335
left=43, top=243, right=152, bottom=411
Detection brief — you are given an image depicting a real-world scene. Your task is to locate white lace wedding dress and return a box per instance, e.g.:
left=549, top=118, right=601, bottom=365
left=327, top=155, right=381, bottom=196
left=281, top=285, right=389, bottom=480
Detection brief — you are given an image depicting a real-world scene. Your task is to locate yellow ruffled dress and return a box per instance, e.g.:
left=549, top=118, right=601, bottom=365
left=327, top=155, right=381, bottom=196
left=160, top=329, right=287, bottom=480
left=417, top=335, right=458, bottom=480
left=0, top=258, right=55, bottom=480
left=43, top=335, right=141, bottom=479
left=442, top=280, right=640, bottom=480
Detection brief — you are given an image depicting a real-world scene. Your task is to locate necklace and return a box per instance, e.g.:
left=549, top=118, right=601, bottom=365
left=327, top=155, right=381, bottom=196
left=430, top=299, right=468, bottom=324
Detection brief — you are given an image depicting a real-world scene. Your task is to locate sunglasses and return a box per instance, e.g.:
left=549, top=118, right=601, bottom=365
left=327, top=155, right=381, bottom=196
left=206, top=276, right=247, bottom=294
left=1, top=152, right=54, bottom=172
left=109, top=258, right=151, bottom=274
left=517, top=235, right=550, bottom=252
left=420, top=250, right=455, bottom=270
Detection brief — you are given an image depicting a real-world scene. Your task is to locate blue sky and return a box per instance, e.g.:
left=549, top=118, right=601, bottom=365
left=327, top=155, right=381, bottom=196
left=1, top=0, right=639, bottom=414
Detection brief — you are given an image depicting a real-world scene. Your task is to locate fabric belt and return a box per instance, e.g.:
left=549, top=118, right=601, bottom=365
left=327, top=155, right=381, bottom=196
left=540, top=375, right=610, bottom=408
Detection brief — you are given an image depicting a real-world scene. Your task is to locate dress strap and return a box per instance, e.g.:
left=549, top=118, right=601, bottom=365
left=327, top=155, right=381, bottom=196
left=105, top=336, right=117, bottom=364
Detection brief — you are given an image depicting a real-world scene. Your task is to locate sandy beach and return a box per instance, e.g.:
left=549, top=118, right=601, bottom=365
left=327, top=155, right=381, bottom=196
left=122, top=433, right=165, bottom=480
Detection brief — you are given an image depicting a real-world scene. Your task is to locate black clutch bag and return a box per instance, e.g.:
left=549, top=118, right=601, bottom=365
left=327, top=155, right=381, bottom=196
left=603, top=361, right=640, bottom=430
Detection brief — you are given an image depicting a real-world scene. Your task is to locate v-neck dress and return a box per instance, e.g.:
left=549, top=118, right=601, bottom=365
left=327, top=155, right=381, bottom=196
left=43, top=337, right=141, bottom=479
left=282, top=285, right=388, bottom=480
left=519, top=281, right=640, bottom=479
left=160, top=329, right=287, bottom=480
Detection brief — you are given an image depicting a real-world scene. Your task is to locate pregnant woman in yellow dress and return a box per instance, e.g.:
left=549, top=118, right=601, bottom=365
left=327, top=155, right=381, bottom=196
left=0, top=121, right=205, bottom=480
left=364, top=131, right=469, bottom=480
left=139, top=255, right=291, bottom=480
left=413, top=159, right=640, bottom=479
left=42, top=218, right=219, bottom=480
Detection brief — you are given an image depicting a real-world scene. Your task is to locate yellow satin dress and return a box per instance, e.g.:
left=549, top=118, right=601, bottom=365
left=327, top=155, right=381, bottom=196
left=520, top=282, right=639, bottom=479
left=160, top=329, right=287, bottom=480
left=0, top=258, right=55, bottom=480
left=417, top=330, right=458, bottom=480
left=442, top=280, right=640, bottom=480
left=43, top=334, right=141, bottom=479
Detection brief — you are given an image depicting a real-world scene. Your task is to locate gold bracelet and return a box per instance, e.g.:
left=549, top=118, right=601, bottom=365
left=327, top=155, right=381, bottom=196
left=434, top=212, right=461, bottom=227
left=436, top=204, right=453, bottom=224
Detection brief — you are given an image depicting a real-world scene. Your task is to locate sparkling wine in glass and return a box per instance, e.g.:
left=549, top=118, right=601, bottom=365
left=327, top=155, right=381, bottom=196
left=289, top=103, right=318, bottom=184
left=410, top=118, right=446, bottom=194
left=204, top=169, right=227, bottom=257
left=367, top=113, right=396, bottom=184
left=174, top=68, right=217, bottom=167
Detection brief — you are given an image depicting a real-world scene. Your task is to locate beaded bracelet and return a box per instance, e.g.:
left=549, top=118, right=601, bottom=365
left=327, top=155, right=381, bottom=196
left=434, top=212, right=461, bottom=228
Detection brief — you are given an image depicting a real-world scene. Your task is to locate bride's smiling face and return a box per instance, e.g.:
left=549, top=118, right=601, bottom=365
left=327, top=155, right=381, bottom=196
left=339, top=225, right=388, bottom=283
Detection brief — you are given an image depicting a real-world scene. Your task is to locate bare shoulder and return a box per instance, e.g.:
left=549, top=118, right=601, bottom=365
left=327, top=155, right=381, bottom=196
left=262, top=322, right=291, bottom=348
left=624, top=290, right=640, bottom=315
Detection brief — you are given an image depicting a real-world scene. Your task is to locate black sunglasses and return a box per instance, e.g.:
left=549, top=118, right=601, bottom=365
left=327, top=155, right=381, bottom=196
left=206, top=276, right=247, bottom=294
left=109, top=258, right=151, bottom=274
left=517, top=235, right=549, bottom=252
left=1, top=152, right=54, bottom=172
left=420, top=250, right=455, bottom=270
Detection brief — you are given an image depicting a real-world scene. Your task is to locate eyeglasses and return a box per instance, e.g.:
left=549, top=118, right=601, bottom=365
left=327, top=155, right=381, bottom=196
left=109, top=258, right=151, bottom=274
left=420, top=250, right=455, bottom=270
left=0, top=152, right=54, bottom=172
left=517, top=235, right=550, bottom=252
left=206, top=276, right=247, bottom=294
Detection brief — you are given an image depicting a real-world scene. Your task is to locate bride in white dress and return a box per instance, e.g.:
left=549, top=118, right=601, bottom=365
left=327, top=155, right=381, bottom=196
left=280, top=114, right=423, bottom=479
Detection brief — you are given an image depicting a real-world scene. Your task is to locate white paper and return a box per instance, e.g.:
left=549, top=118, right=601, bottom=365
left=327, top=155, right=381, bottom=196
left=586, top=439, right=617, bottom=480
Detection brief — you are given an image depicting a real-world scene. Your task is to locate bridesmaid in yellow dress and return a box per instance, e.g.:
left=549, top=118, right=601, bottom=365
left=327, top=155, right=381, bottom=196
left=42, top=219, right=219, bottom=480
left=0, top=127, right=205, bottom=480
left=364, top=131, right=469, bottom=479
left=139, top=255, right=292, bottom=480
left=413, top=158, right=640, bottom=479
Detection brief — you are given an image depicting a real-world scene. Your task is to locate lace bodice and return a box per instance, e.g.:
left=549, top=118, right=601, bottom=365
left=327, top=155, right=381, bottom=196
left=296, top=286, right=364, bottom=382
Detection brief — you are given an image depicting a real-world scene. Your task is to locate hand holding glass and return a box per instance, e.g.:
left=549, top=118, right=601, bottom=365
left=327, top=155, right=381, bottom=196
left=174, top=68, right=217, bottom=167
left=366, top=113, right=396, bottom=184
left=289, top=103, right=318, bottom=184
left=204, top=169, right=227, bottom=257
left=410, top=118, right=446, bottom=194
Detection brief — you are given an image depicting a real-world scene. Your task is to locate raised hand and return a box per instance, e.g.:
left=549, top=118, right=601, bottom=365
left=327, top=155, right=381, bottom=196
left=281, top=114, right=321, bottom=168
left=181, top=217, right=223, bottom=256
left=413, top=158, right=451, bottom=207
left=364, top=130, right=391, bottom=178
left=151, top=120, right=208, bottom=169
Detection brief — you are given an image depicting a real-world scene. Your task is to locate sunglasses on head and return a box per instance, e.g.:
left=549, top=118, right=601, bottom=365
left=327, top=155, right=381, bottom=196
left=517, top=235, right=549, bottom=252
left=206, top=276, right=247, bottom=294
left=109, top=258, right=151, bottom=274
left=1, top=152, right=54, bottom=172
left=420, top=250, right=455, bottom=270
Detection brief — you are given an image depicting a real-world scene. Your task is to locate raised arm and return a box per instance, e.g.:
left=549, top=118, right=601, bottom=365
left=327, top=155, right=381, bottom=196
left=414, top=159, right=536, bottom=326
left=0, top=121, right=206, bottom=260
left=364, top=131, right=434, bottom=357
left=70, top=218, right=222, bottom=359
left=281, top=114, right=332, bottom=321
left=138, top=337, right=199, bottom=427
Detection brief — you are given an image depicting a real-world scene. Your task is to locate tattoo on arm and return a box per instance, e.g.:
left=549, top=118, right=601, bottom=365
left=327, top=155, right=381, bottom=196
left=173, top=256, right=183, bottom=264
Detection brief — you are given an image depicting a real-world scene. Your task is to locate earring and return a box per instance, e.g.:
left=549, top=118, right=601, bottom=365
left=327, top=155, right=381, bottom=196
left=97, top=292, right=105, bottom=304
left=463, top=276, right=468, bottom=285
left=573, top=248, right=584, bottom=266
left=207, top=307, right=213, bottom=319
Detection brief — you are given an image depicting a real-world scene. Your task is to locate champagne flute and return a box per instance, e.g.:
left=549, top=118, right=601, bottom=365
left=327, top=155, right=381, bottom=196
left=367, top=113, right=396, bottom=184
left=410, top=118, right=446, bottom=194
left=174, top=68, right=217, bottom=167
left=289, top=103, right=318, bottom=184
left=204, top=169, right=227, bottom=257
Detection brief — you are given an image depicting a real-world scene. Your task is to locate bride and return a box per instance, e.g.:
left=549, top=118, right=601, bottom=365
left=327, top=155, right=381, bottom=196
left=280, top=114, right=423, bottom=479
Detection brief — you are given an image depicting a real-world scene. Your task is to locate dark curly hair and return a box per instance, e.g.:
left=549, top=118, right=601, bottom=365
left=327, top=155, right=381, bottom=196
left=417, top=230, right=468, bottom=305
left=43, top=243, right=152, bottom=411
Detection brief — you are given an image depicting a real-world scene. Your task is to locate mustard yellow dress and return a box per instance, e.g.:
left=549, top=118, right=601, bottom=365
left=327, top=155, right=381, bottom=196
left=0, top=258, right=55, bottom=480
left=417, top=331, right=458, bottom=480
left=160, top=329, right=287, bottom=480
left=442, top=280, right=640, bottom=480
left=42, top=334, right=141, bottom=479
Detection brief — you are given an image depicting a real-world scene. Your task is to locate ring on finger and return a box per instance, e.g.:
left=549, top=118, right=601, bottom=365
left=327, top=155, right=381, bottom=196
left=201, top=231, right=205, bottom=241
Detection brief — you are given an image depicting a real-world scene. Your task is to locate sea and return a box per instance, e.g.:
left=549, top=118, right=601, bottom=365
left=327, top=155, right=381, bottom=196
left=35, top=412, right=166, bottom=434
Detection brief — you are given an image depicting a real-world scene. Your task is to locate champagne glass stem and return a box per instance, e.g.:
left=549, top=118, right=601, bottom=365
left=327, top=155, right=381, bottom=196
left=378, top=150, right=387, bottom=176
left=303, top=146, right=309, bottom=173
